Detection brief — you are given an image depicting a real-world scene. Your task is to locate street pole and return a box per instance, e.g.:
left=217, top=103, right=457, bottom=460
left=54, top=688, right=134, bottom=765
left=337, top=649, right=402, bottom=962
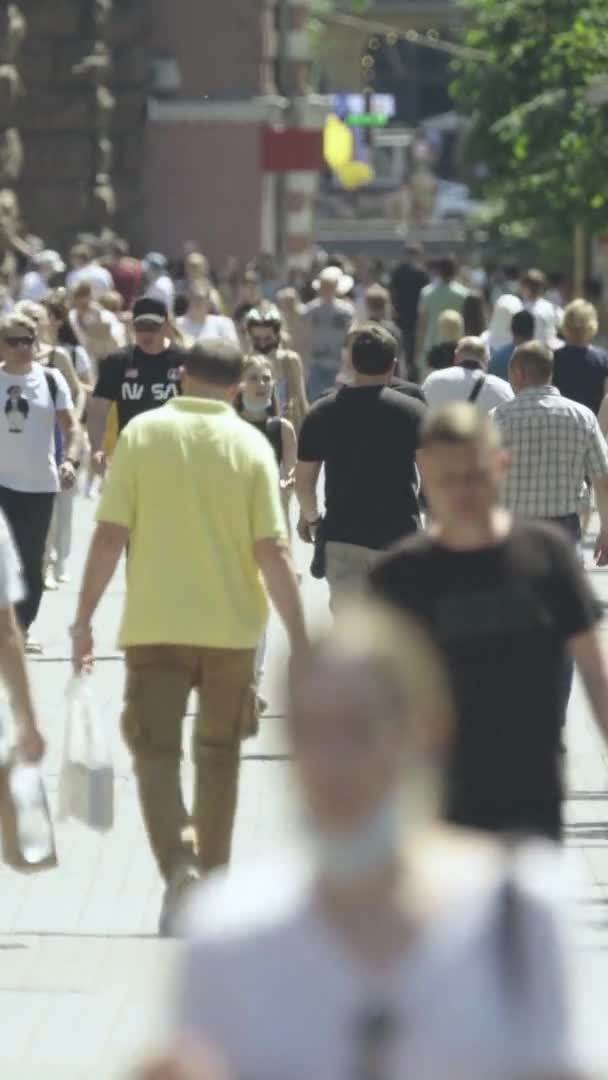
left=276, top=0, right=291, bottom=275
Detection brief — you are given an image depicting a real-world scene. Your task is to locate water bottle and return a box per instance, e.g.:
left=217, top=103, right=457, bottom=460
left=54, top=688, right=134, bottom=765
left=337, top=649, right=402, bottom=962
left=8, top=763, right=54, bottom=865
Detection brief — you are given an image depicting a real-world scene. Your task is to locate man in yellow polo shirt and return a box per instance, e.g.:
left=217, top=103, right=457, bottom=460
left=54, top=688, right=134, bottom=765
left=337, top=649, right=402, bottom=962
left=70, top=339, right=307, bottom=934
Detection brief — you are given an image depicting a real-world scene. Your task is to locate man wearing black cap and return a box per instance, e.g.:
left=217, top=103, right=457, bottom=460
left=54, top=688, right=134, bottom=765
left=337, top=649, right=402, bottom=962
left=88, top=297, right=186, bottom=471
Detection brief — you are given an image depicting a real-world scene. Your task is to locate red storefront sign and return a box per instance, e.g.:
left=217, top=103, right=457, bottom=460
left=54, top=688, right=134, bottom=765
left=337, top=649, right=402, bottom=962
left=261, top=127, right=323, bottom=172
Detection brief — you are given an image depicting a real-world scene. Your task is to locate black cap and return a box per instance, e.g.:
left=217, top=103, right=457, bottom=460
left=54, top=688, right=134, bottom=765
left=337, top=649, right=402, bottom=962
left=133, top=297, right=168, bottom=324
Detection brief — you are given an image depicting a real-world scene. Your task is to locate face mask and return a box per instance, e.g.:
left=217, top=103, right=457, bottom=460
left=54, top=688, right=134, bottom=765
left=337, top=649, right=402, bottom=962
left=310, top=791, right=403, bottom=886
left=242, top=395, right=269, bottom=415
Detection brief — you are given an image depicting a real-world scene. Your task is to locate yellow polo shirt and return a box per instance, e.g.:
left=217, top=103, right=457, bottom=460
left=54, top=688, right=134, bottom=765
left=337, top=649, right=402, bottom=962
left=97, top=397, right=287, bottom=649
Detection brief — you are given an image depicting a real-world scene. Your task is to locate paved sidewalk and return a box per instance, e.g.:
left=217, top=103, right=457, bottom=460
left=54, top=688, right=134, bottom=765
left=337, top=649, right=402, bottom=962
left=1, top=499, right=608, bottom=1077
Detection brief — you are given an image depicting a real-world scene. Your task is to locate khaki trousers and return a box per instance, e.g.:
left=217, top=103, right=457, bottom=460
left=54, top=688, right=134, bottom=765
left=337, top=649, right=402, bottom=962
left=325, top=541, right=380, bottom=606
left=121, top=644, right=257, bottom=881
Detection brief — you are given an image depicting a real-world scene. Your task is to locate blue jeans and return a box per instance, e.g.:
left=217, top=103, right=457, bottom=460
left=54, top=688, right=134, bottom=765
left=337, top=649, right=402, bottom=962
left=543, top=513, right=581, bottom=714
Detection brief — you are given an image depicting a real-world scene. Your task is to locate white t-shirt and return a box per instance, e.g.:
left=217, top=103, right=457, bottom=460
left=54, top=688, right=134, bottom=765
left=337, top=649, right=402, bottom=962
left=66, top=263, right=113, bottom=299
left=0, top=509, right=24, bottom=608
left=0, top=364, right=71, bottom=493
left=423, top=366, right=514, bottom=413
left=177, top=314, right=239, bottom=345
left=19, top=271, right=50, bottom=302
left=526, top=297, right=562, bottom=346
left=144, top=275, right=175, bottom=308
left=175, top=845, right=580, bottom=1080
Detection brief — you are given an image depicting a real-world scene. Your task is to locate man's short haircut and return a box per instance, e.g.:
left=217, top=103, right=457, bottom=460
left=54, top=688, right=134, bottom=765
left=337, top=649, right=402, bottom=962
left=350, top=322, right=397, bottom=375
left=185, top=339, right=243, bottom=386
left=365, top=284, right=390, bottom=307
left=437, top=254, right=457, bottom=281
left=71, top=243, right=92, bottom=262
left=511, top=340, right=553, bottom=384
left=521, top=268, right=546, bottom=296
left=420, top=403, right=500, bottom=451
left=455, top=335, right=489, bottom=368
left=511, top=309, right=535, bottom=340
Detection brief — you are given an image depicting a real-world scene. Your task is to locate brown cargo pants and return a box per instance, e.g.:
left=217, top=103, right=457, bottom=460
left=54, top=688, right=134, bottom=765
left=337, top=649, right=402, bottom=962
left=121, top=644, right=257, bottom=881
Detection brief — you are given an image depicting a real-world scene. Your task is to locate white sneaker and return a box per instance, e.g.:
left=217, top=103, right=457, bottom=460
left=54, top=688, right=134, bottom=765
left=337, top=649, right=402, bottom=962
left=158, top=864, right=201, bottom=938
left=56, top=571, right=70, bottom=584
left=43, top=568, right=58, bottom=591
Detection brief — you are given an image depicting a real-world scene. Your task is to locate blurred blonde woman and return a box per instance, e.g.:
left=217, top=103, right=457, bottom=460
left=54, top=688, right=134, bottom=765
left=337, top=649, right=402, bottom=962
left=426, top=308, right=464, bottom=371
left=553, top=300, right=608, bottom=419
left=141, top=604, right=587, bottom=1080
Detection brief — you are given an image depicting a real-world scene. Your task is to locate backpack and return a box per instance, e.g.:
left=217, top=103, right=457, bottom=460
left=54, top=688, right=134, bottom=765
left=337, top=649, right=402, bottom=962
left=43, top=367, right=62, bottom=464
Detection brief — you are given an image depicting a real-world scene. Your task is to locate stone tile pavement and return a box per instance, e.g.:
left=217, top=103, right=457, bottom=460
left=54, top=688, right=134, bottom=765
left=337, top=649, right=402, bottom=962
left=1, top=498, right=608, bottom=1077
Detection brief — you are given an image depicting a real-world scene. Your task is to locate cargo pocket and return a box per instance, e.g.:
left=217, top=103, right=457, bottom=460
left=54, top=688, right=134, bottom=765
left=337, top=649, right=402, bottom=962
left=240, top=685, right=260, bottom=741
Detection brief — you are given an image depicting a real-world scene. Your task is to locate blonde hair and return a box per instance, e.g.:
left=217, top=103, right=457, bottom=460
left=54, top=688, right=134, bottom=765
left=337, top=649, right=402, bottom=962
left=420, top=402, right=501, bottom=451
left=438, top=309, right=465, bottom=343
left=562, top=299, right=598, bottom=345
left=292, top=601, right=453, bottom=753
left=0, top=312, right=37, bottom=338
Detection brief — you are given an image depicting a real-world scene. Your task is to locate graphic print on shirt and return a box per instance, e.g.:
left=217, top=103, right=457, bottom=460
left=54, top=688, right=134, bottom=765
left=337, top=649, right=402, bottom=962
left=4, top=385, right=29, bottom=433
left=120, top=367, right=179, bottom=403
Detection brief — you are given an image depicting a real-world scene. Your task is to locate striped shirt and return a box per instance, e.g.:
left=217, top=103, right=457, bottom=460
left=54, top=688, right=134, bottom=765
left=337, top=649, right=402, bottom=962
left=493, top=385, right=608, bottom=518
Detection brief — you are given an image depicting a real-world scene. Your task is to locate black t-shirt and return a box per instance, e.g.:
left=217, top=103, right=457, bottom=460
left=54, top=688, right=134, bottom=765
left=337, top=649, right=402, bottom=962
left=389, top=263, right=430, bottom=326
left=552, top=343, right=608, bottom=416
left=389, top=376, right=426, bottom=404
left=370, top=522, right=602, bottom=833
left=93, top=345, right=186, bottom=432
left=298, top=385, right=425, bottom=549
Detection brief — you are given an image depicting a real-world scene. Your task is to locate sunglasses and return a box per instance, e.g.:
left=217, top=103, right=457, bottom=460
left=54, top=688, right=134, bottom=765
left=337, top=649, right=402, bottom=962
left=4, top=336, right=35, bottom=347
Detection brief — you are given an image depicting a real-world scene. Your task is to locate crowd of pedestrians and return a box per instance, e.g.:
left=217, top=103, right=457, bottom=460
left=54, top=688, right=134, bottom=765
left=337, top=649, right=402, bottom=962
left=2, top=231, right=608, bottom=1076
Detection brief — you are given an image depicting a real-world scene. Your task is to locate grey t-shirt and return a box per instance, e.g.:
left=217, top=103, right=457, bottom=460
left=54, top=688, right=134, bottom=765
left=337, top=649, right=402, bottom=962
left=302, top=298, right=354, bottom=371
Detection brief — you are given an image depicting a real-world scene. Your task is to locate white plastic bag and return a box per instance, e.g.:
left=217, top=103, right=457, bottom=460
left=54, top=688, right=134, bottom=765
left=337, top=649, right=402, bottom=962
left=58, top=676, right=114, bottom=832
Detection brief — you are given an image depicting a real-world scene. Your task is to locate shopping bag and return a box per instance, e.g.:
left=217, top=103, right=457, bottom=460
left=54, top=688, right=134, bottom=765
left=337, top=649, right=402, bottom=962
left=58, top=676, right=114, bottom=832
left=0, top=757, right=58, bottom=872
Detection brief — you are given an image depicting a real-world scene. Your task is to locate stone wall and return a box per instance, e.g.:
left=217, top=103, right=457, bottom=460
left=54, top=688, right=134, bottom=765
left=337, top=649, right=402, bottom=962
left=15, top=0, right=148, bottom=254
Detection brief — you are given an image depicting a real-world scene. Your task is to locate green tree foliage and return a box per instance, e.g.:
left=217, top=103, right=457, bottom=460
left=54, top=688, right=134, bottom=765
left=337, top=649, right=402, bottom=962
left=452, top=0, right=608, bottom=242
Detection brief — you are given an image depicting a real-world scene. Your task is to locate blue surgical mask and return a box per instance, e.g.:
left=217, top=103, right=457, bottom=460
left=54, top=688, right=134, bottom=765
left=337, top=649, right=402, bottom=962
left=242, top=396, right=270, bottom=416
left=310, top=793, right=403, bottom=886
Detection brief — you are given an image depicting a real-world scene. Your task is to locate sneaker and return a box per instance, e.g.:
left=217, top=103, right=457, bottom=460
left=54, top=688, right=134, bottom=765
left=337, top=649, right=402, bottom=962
left=43, top=569, right=58, bottom=591
left=24, top=636, right=43, bottom=656
left=56, top=571, right=70, bottom=584
left=158, top=864, right=201, bottom=938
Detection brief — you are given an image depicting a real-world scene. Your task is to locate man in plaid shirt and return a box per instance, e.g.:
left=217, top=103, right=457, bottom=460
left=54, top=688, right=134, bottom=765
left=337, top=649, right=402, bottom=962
left=493, top=340, right=608, bottom=561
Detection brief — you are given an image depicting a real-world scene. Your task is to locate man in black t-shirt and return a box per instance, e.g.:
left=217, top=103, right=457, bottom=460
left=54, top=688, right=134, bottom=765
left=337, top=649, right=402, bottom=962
left=88, top=297, right=186, bottom=472
left=296, top=324, right=425, bottom=604
left=370, top=403, right=608, bottom=841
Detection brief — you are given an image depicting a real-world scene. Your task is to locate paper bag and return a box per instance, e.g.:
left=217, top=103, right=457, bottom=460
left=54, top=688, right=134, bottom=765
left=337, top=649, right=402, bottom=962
left=58, top=676, right=114, bottom=832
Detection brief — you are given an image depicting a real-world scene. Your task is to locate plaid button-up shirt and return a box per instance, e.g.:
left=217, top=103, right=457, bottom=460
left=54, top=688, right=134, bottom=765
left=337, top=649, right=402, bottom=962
left=493, top=385, right=608, bottom=518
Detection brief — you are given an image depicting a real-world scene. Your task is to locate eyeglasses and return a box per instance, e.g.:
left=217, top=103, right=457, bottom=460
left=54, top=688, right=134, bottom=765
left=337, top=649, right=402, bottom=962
left=4, top=336, right=35, bottom=347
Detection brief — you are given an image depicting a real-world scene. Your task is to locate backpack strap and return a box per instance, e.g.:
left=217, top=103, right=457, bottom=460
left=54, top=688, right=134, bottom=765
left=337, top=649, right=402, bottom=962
left=44, top=368, right=58, bottom=409
left=467, top=373, right=486, bottom=403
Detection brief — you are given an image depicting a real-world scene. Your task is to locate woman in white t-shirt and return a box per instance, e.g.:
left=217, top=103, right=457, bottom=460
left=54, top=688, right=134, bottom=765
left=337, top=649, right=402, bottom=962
left=177, top=287, right=239, bottom=347
left=140, top=605, right=586, bottom=1080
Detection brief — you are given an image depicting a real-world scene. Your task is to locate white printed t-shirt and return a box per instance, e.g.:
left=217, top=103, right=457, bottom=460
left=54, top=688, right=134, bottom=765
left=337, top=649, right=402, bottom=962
left=174, top=844, right=582, bottom=1080
left=0, top=363, right=71, bottom=493
left=177, top=314, right=239, bottom=345
left=0, top=509, right=24, bottom=607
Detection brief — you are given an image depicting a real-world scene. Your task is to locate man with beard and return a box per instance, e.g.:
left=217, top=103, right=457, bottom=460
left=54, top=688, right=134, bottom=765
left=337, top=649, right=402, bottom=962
left=245, top=307, right=308, bottom=433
